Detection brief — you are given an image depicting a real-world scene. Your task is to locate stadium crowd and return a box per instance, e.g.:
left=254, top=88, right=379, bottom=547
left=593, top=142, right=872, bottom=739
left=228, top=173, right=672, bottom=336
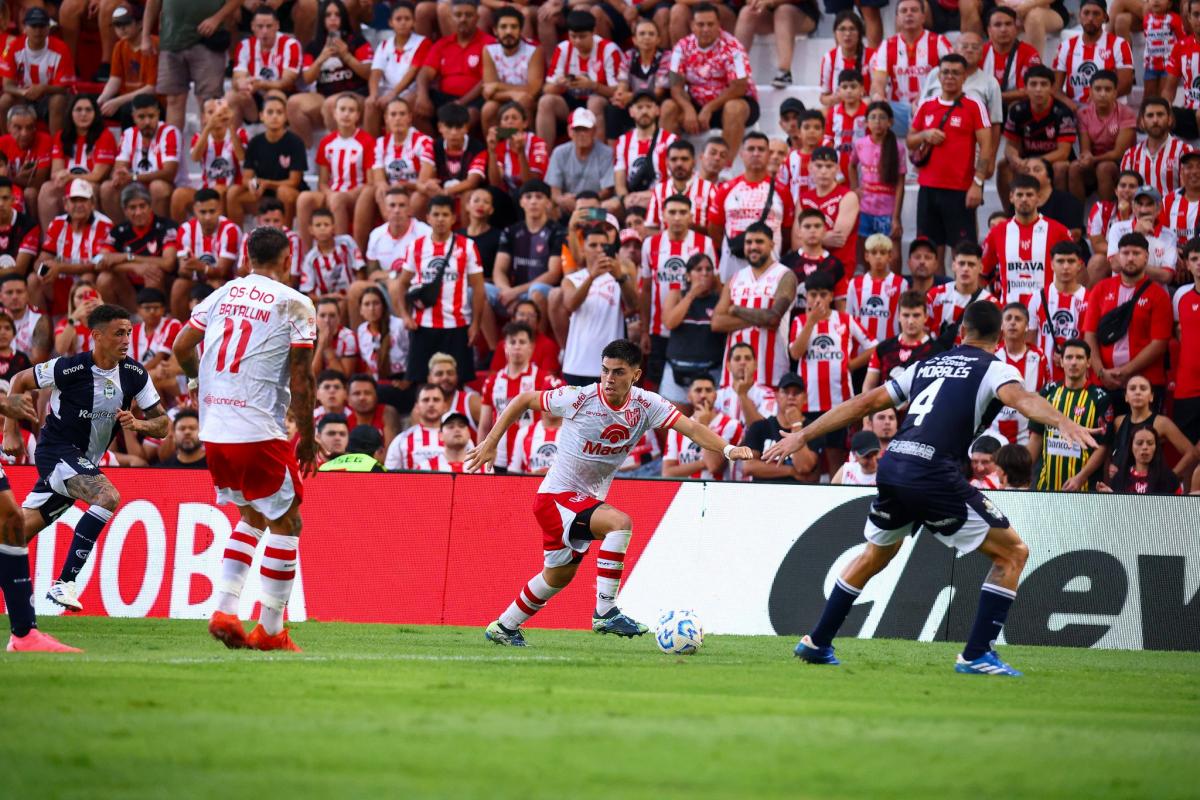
left=0, top=0, right=1195, bottom=495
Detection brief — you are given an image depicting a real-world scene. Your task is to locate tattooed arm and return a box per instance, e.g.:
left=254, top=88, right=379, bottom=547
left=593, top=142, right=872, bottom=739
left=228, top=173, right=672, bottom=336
left=117, top=402, right=170, bottom=439
left=290, top=345, right=318, bottom=475
left=730, top=270, right=797, bottom=327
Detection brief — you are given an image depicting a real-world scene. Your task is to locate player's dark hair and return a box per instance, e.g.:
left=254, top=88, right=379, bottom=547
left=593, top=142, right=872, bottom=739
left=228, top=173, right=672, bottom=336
left=131, top=94, right=159, bottom=112
left=961, top=300, right=1002, bottom=341
left=1090, top=68, right=1118, bottom=86
left=1061, top=337, right=1091, bottom=358
left=693, top=2, right=719, bottom=16
left=349, top=372, right=379, bottom=391
left=970, top=434, right=1002, bottom=456
left=626, top=205, right=647, bottom=219
left=0, top=273, right=25, bottom=288
left=664, top=193, right=692, bottom=210
left=318, top=412, right=349, bottom=432
left=566, top=9, right=596, bottom=31
left=805, top=271, right=836, bottom=293
left=1140, top=96, right=1172, bottom=118
left=601, top=338, right=643, bottom=368
left=1118, top=169, right=1143, bottom=185
left=939, top=53, right=968, bottom=70
left=690, top=374, right=716, bottom=389
left=743, top=131, right=769, bottom=148
left=0, top=311, right=13, bottom=332
left=313, top=0, right=355, bottom=52
left=726, top=341, right=755, bottom=361
left=1050, top=240, right=1082, bottom=259
left=1118, top=231, right=1150, bottom=252
left=1003, top=302, right=1029, bottom=321
left=1010, top=174, right=1040, bottom=193
left=797, top=208, right=826, bottom=226
left=428, top=195, right=456, bottom=213
left=502, top=321, right=534, bottom=341
left=136, top=287, right=167, bottom=306
left=253, top=5, right=279, bottom=19
left=174, top=407, right=199, bottom=423
left=493, top=5, right=523, bottom=26
left=995, top=444, right=1033, bottom=488
left=317, top=369, right=347, bottom=387
left=744, top=220, right=774, bottom=239
left=865, top=101, right=899, bottom=186
left=954, top=241, right=984, bottom=260
left=514, top=298, right=541, bottom=321
left=667, top=139, right=694, bottom=157
left=437, top=103, right=470, bottom=128
left=1024, top=64, right=1055, bottom=84
left=0, top=177, right=12, bottom=193
left=246, top=226, right=291, bottom=269
left=87, top=303, right=131, bottom=330
left=194, top=188, right=221, bottom=205
left=898, top=289, right=926, bottom=310
left=811, top=146, right=838, bottom=164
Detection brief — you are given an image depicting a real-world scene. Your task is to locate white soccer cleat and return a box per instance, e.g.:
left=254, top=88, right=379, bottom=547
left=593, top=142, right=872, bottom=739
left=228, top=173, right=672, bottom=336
left=46, top=580, right=83, bottom=612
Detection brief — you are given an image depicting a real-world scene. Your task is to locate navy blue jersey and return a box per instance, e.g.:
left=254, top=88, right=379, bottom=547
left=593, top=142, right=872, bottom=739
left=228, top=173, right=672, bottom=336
left=879, top=345, right=1022, bottom=484
left=33, top=352, right=161, bottom=464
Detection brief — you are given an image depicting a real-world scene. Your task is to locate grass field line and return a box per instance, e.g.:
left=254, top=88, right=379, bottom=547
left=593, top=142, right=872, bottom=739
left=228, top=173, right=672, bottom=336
left=15, top=651, right=581, bottom=665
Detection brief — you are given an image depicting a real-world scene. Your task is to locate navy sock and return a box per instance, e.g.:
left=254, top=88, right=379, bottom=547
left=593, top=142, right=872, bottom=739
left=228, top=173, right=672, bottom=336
left=809, top=578, right=861, bottom=648
left=962, top=583, right=1016, bottom=660
left=0, top=545, right=36, bottom=636
left=57, top=505, right=112, bottom=584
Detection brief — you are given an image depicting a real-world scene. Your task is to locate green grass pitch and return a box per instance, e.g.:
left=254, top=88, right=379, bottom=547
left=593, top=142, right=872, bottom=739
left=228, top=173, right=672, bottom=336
left=1, top=617, right=1197, bottom=800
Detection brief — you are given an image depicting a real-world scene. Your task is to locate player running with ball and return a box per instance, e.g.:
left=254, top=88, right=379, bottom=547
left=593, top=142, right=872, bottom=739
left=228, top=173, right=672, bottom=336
left=764, top=302, right=1098, bottom=676
left=173, top=227, right=319, bottom=653
left=466, top=339, right=753, bottom=646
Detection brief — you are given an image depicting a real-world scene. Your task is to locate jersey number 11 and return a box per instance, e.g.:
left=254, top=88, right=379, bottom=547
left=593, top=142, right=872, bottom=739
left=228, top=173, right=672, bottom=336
left=216, top=318, right=253, bottom=374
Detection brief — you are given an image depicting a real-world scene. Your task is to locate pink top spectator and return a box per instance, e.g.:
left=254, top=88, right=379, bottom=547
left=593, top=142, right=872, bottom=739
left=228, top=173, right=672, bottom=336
left=851, top=136, right=906, bottom=218
left=1075, top=102, right=1137, bottom=158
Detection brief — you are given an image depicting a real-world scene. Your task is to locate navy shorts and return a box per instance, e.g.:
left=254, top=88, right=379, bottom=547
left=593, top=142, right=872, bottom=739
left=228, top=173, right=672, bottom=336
left=863, top=478, right=1010, bottom=554
left=23, top=442, right=104, bottom=524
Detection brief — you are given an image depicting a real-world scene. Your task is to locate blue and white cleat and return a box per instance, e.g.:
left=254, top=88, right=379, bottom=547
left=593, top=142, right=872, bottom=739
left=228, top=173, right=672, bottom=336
left=485, top=620, right=528, bottom=647
left=794, top=634, right=840, bottom=665
left=592, top=608, right=649, bottom=637
left=955, top=650, right=1023, bottom=677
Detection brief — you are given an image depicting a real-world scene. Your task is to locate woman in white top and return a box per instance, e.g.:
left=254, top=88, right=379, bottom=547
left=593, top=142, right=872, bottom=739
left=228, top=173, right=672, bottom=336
left=355, top=284, right=409, bottom=385
left=366, top=3, right=429, bottom=134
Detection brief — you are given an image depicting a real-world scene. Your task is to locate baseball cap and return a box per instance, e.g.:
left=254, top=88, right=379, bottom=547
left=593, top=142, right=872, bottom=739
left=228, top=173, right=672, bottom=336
left=777, top=372, right=805, bottom=392
left=112, top=5, right=139, bottom=23
left=67, top=179, right=94, bottom=200
left=630, top=89, right=658, bottom=106
left=909, top=236, right=937, bottom=258
left=568, top=108, right=596, bottom=129
left=346, top=425, right=383, bottom=456
left=851, top=430, right=881, bottom=457
left=441, top=412, right=471, bottom=428
left=619, top=228, right=641, bottom=245
left=1182, top=151, right=1200, bottom=165
left=1134, top=185, right=1162, bottom=204
left=519, top=179, right=551, bottom=198
left=23, top=7, right=50, bottom=26
left=780, top=98, right=805, bottom=117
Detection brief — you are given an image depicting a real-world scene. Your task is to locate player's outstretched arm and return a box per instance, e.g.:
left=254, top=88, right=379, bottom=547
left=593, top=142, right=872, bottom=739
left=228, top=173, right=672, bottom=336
left=465, top=390, right=541, bottom=473
left=172, top=325, right=205, bottom=380
left=289, top=346, right=321, bottom=476
left=669, top=415, right=753, bottom=461
left=997, top=383, right=1100, bottom=451
left=2, top=368, right=38, bottom=457
left=763, top=386, right=895, bottom=463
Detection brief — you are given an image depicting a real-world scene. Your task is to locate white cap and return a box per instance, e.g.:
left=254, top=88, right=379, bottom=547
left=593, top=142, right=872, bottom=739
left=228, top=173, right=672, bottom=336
left=67, top=179, right=94, bottom=200
left=568, top=108, right=596, bottom=129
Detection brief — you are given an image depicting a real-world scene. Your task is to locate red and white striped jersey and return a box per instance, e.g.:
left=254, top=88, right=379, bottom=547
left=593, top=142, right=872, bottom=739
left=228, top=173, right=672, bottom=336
left=721, top=262, right=792, bottom=387
left=399, top=233, right=484, bottom=328
left=1027, top=284, right=1087, bottom=381
left=1086, top=200, right=1134, bottom=240
left=714, top=383, right=777, bottom=426
left=547, top=37, right=622, bottom=96
left=990, top=344, right=1050, bottom=444
left=823, top=102, right=867, bottom=177
left=1159, top=191, right=1200, bottom=244
left=485, top=39, right=539, bottom=85
left=131, top=318, right=182, bottom=363
left=0, top=35, right=74, bottom=88
left=870, top=31, right=952, bottom=105
left=51, top=129, right=118, bottom=174
left=638, top=230, right=716, bottom=336
left=331, top=326, right=358, bottom=361
left=1120, top=135, right=1193, bottom=197
left=233, top=33, right=303, bottom=80
left=384, top=423, right=444, bottom=470
left=178, top=217, right=240, bottom=265
left=191, top=128, right=249, bottom=188
left=448, top=389, right=480, bottom=431
left=779, top=148, right=814, bottom=206
left=298, top=235, right=364, bottom=295
left=645, top=174, right=716, bottom=230
left=117, top=122, right=181, bottom=177
left=981, top=214, right=1072, bottom=308
left=1167, top=36, right=1200, bottom=109
left=509, top=419, right=560, bottom=474
left=53, top=317, right=92, bottom=354
left=664, top=411, right=743, bottom=479
left=1051, top=33, right=1134, bottom=103
left=926, top=283, right=999, bottom=343
left=42, top=213, right=114, bottom=262
left=819, top=45, right=876, bottom=96
left=354, top=317, right=408, bottom=381
left=1143, top=12, right=1184, bottom=71
left=481, top=363, right=556, bottom=468
left=980, top=41, right=1042, bottom=92
left=374, top=128, right=434, bottom=184
left=614, top=127, right=677, bottom=178
left=790, top=310, right=875, bottom=413
left=10, top=308, right=42, bottom=356
left=316, top=129, right=376, bottom=192
left=237, top=225, right=303, bottom=280
left=492, top=133, right=549, bottom=192
left=845, top=272, right=906, bottom=341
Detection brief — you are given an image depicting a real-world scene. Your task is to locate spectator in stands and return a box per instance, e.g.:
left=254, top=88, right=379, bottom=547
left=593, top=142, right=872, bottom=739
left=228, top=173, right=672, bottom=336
left=903, top=236, right=944, bottom=296
left=1165, top=0, right=1200, bottom=142
left=0, top=9, right=74, bottom=136
left=832, top=430, right=880, bottom=486
left=658, top=251, right=722, bottom=405
left=610, top=18, right=671, bottom=141
left=1104, top=375, right=1199, bottom=486
left=1175, top=240, right=1200, bottom=445
left=0, top=178, right=38, bottom=277
left=487, top=298, right=561, bottom=376
left=298, top=208, right=365, bottom=298
left=318, top=369, right=351, bottom=421
left=1083, top=232, right=1173, bottom=403
left=927, top=242, right=996, bottom=347
left=145, top=0, right=239, bottom=131
left=395, top=195, right=485, bottom=385
left=415, top=0, right=495, bottom=131
left=710, top=133, right=794, bottom=281
left=42, top=97, right=117, bottom=232
left=1051, top=0, right=1133, bottom=110
left=801, top=147, right=858, bottom=295
left=485, top=102, right=549, bottom=210
left=661, top=375, right=743, bottom=479
left=225, top=8, right=302, bottom=128
left=385, top=383, right=448, bottom=470
left=780, top=110, right=829, bottom=208
left=869, top=0, right=950, bottom=138
left=0, top=273, right=48, bottom=363
left=990, top=303, right=1050, bottom=445
left=998, top=65, right=1075, bottom=201
left=1069, top=70, right=1137, bottom=204
left=0, top=105, right=51, bottom=223
left=819, top=12, right=875, bottom=109
left=422, top=412, right=472, bottom=473
left=31, top=180, right=114, bottom=315
left=537, top=11, right=621, bottom=145
left=667, top=0, right=736, bottom=47
left=968, top=434, right=1003, bottom=488
left=1121, top=97, right=1193, bottom=199
left=733, top=0, right=818, bottom=90
left=346, top=372, right=402, bottom=445
left=421, top=103, right=487, bottom=217
left=713, top=342, right=776, bottom=426
left=237, top=197, right=304, bottom=281
left=1085, top=170, right=1139, bottom=281
left=908, top=55, right=992, bottom=265
left=478, top=322, right=557, bottom=473
left=355, top=284, right=408, bottom=386
left=613, top=91, right=675, bottom=211
left=354, top=97, right=434, bottom=245
left=317, top=413, right=351, bottom=460
left=666, top=4, right=757, bottom=157
left=368, top=2, right=430, bottom=133
left=1105, top=186, right=1177, bottom=284
left=170, top=98, right=247, bottom=221
left=741, top=372, right=818, bottom=483
left=481, top=8, right=544, bottom=133
left=918, top=32, right=1002, bottom=158
left=862, top=289, right=940, bottom=392
left=848, top=103, right=904, bottom=264
left=1099, top=427, right=1184, bottom=494
left=1160, top=153, right=1200, bottom=251
left=993, top=443, right=1032, bottom=489
left=53, top=281, right=101, bottom=356
left=984, top=176, right=1071, bottom=308
left=103, top=94, right=180, bottom=222
left=172, top=188, right=241, bottom=312
left=1027, top=241, right=1087, bottom=383
left=0, top=314, right=28, bottom=389
left=823, top=71, right=867, bottom=182
left=98, top=6, right=158, bottom=127
left=865, top=407, right=897, bottom=449
left=317, top=425, right=386, bottom=472
left=979, top=7, right=1043, bottom=108
left=289, top=0, right=375, bottom=145
left=845, top=233, right=904, bottom=341
left=560, top=225, right=637, bottom=384
left=545, top=109, right=616, bottom=216
left=313, top=297, right=358, bottom=376
left=509, top=406, right=561, bottom=475
left=494, top=180, right=563, bottom=318
left=158, top=409, right=207, bottom=468
left=101, top=183, right=178, bottom=310
left=644, top=140, right=714, bottom=233
left=428, top=351, right=482, bottom=426
left=363, top=187, right=431, bottom=298
left=228, top=95, right=307, bottom=227
left=296, top=93, right=374, bottom=249
left=789, top=208, right=845, bottom=314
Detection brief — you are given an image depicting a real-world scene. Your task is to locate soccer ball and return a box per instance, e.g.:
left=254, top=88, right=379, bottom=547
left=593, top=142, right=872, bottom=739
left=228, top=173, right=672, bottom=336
left=655, top=610, right=703, bottom=655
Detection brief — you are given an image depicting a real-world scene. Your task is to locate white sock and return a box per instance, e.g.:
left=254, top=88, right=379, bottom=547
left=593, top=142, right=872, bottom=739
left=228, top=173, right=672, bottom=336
left=595, top=530, right=631, bottom=617
left=216, top=521, right=263, bottom=615
left=257, top=532, right=299, bottom=635
left=499, top=573, right=563, bottom=630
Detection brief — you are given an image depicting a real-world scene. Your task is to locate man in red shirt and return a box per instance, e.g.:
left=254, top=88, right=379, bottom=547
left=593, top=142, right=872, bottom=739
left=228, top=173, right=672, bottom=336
left=1082, top=231, right=1173, bottom=409
left=1174, top=238, right=1200, bottom=442
left=908, top=54, right=992, bottom=268
left=0, top=104, right=50, bottom=218
left=0, top=8, right=74, bottom=135
left=983, top=174, right=1070, bottom=307
left=414, top=0, right=494, bottom=131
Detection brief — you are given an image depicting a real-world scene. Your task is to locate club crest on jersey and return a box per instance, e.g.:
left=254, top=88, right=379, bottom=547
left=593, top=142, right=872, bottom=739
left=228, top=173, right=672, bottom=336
left=279, top=155, right=291, bottom=169
left=103, top=380, right=115, bottom=398
left=623, top=406, right=642, bottom=428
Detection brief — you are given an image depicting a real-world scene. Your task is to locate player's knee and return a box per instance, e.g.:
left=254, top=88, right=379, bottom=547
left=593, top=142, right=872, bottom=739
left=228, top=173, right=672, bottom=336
left=1009, top=540, right=1029, bottom=572
left=97, top=486, right=121, bottom=512
left=607, top=510, right=633, bottom=532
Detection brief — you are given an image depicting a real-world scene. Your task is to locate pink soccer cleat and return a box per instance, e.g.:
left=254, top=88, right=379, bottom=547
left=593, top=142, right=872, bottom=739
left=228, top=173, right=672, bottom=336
left=6, top=629, right=83, bottom=653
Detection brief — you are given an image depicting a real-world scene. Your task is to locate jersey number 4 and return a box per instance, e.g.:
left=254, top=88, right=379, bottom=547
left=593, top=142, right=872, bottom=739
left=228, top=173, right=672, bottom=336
left=216, top=318, right=253, bottom=373
left=907, top=377, right=944, bottom=427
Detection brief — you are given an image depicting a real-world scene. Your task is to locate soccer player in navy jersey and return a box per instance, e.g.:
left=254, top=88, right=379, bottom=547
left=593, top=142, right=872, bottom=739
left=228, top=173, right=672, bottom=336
left=765, top=301, right=1098, bottom=676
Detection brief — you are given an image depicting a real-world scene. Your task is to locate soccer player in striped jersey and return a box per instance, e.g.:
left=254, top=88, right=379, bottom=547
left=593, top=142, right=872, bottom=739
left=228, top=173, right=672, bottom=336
left=1028, top=338, right=1113, bottom=491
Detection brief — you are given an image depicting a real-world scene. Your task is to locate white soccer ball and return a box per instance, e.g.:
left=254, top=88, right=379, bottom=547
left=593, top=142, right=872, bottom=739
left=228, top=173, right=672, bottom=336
left=655, top=609, right=703, bottom=655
